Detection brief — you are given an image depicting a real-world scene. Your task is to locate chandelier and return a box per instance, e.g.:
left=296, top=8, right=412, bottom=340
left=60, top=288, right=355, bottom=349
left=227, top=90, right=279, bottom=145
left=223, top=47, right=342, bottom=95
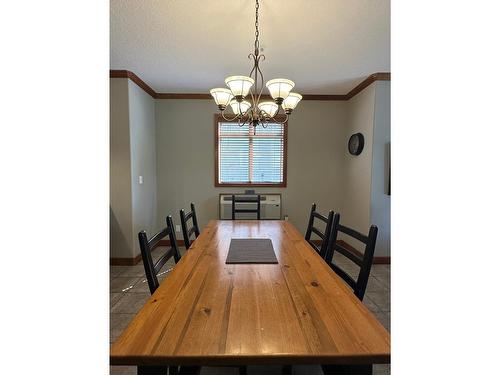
left=209, top=0, right=302, bottom=132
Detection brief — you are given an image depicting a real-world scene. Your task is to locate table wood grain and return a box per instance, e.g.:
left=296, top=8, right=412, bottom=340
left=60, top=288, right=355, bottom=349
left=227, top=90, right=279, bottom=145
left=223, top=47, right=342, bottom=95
left=110, top=220, right=390, bottom=366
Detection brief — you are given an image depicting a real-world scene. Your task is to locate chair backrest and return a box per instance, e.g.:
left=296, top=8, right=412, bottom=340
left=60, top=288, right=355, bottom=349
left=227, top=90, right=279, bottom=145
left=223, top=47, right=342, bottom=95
left=231, top=194, right=261, bottom=220
left=324, top=213, right=378, bottom=301
left=304, top=203, right=334, bottom=259
left=138, top=215, right=182, bottom=295
left=179, top=202, right=200, bottom=249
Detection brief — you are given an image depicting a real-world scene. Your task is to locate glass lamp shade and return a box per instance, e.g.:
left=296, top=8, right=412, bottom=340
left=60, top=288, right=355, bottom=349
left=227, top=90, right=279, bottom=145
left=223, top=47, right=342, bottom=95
left=210, top=88, right=233, bottom=109
left=258, top=101, right=279, bottom=118
left=282, top=92, right=302, bottom=113
left=224, top=76, right=255, bottom=98
left=266, top=78, right=295, bottom=102
left=230, top=100, right=251, bottom=115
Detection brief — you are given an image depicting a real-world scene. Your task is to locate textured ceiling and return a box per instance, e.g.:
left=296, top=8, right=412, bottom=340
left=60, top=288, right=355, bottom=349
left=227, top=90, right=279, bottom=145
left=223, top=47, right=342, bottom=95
left=110, top=0, right=390, bottom=94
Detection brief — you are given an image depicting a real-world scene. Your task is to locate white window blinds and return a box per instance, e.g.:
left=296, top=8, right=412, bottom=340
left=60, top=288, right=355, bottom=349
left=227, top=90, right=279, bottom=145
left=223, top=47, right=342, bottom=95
left=218, top=122, right=285, bottom=184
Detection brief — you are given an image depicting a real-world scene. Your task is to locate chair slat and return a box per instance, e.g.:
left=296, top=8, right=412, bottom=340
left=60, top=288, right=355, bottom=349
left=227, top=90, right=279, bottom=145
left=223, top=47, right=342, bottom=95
left=304, top=203, right=334, bottom=259
left=329, top=263, right=358, bottom=291
left=311, top=226, right=326, bottom=240
left=147, top=227, right=170, bottom=250
left=312, top=211, right=330, bottom=223
left=154, top=247, right=176, bottom=274
left=338, top=224, right=368, bottom=244
left=333, top=243, right=364, bottom=267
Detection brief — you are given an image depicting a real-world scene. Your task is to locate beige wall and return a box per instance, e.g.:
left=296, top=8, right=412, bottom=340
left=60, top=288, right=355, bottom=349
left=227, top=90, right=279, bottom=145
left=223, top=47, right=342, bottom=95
left=154, top=100, right=347, bottom=235
left=110, top=78, right=157, bottom=258
left=110, top=77, right=391, bottom=258
left=370, top=81, right=391, bottom=256
left=341, top=82, right=391, bottom=256
left=110, top=78, right=133, bottom=258
left=128, top=80, right=157, bottom=257
left=342, top=84, right=376, bottom=245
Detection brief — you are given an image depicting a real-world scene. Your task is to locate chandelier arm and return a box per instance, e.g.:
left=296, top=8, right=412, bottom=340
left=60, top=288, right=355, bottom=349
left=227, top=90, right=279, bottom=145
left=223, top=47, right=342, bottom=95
left=240, top=115, right=251, bottom=128
left=220, top=110, right=242, bottom=122
left=247, top=53, right=258, bottom=111
left=255, top=55, right=266, bottom=106
left=269, top=113, right=289, bottom=124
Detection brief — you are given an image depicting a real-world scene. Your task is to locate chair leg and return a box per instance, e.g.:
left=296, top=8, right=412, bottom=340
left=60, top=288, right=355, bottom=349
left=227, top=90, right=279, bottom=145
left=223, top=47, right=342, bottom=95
left=282, top=365, right=292, bottom=375
left=169, top=366, right=178, bottom=375
left=238, top=366, right=247, bottom=375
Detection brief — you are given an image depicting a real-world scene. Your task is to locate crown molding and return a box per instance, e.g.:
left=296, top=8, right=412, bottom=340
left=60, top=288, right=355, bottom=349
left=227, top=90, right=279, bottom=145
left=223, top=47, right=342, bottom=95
left=110, top=70, right=390, bottom=101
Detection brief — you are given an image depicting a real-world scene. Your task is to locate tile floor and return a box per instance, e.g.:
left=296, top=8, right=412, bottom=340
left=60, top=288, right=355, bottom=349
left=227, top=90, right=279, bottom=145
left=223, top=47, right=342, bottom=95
left=110, top=248, right=390, bottom=375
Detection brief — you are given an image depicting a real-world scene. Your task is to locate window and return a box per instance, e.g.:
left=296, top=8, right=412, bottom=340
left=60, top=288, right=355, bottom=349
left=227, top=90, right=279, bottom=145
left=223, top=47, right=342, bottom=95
left=214, top=115, right=287, bottom=187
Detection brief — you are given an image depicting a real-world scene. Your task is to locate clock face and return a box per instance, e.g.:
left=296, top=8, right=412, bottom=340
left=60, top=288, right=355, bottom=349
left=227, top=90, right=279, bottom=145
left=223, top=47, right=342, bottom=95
left=348, top=133, right=364, bottom=155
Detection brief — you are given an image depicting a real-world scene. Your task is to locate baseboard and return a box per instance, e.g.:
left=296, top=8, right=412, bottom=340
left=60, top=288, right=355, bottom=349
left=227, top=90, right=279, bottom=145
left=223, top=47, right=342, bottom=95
left=110, top=253, right=142, bottom=266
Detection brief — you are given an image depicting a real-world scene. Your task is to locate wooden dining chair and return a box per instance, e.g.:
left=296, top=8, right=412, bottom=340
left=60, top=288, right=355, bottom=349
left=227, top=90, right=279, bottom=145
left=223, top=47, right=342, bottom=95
left=138, top=215, right=182, bottom=295
left=304, top=203, right=335, bottom=259
left=231, top=194, right=261, bottom=220
left=324, top=213, right=378, bottom=301
left=180, top=203, right=200, bottom=249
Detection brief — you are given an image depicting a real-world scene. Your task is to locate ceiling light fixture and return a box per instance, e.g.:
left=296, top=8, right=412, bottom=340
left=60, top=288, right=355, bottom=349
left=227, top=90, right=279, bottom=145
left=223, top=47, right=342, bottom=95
left=210, top=0, right=302, bottom=133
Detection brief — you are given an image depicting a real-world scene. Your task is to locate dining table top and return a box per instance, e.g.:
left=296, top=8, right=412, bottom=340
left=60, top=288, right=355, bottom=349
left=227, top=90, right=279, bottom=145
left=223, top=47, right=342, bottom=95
left=110, top=220, right=390, bottom=366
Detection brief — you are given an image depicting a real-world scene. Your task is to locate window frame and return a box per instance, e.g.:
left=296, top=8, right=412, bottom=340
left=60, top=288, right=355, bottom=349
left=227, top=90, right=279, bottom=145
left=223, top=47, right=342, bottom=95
left=214, top=114, right=288, bottom=187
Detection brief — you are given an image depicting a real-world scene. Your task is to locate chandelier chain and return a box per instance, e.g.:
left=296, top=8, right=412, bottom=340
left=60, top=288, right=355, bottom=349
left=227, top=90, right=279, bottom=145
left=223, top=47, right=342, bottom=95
left=254, top=0, right=260, bottom=53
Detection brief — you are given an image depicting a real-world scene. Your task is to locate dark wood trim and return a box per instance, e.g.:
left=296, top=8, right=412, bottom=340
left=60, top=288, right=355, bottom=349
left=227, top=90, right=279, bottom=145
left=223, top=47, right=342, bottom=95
left=213, top=114, right=288, bottom=188
left=110, top=253, right=142, bottom=266
left=156, top=93, right=212, bottom=100
left=345, top=72, right=391, bottom=100
left=110, top=70, right=390, bottom=101
left=311, top=239, right=390, bottom=265
left=110, top=70, right=158, bottom=99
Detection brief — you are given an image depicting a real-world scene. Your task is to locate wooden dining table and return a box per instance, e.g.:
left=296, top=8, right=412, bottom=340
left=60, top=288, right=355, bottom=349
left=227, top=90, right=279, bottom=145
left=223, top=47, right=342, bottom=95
left=110, top=220, right=390, bottom=374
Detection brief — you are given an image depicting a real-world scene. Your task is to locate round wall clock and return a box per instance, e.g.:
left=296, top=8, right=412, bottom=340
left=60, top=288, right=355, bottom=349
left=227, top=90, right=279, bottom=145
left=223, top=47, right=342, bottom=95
left=348, top=133, right=365, bottom=155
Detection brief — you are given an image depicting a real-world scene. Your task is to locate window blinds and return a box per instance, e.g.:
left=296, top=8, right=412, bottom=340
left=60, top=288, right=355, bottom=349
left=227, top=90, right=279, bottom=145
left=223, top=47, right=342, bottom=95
left=218, top=122, right=284, bottom=184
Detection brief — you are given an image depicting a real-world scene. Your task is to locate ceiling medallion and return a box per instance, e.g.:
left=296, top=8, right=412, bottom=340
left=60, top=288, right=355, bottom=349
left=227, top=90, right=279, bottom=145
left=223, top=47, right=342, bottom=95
left=210, top=0, right=302, bottom=133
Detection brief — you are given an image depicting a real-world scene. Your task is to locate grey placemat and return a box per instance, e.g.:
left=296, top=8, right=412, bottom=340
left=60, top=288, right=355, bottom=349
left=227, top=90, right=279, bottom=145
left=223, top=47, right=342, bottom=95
left=225, top=238, right=278, bottom=264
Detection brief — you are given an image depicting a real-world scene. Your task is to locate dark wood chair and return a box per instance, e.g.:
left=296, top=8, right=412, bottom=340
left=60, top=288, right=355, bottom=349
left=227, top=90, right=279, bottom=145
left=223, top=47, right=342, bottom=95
left=138, top=215, right=182, bottom=295
left=304, top=203, right=334, bottom=259
left=324, top=213, right=378, bottom=301
left=231, top=194, right=261, bottom=220
left=180, top=203, right=200, bottom=249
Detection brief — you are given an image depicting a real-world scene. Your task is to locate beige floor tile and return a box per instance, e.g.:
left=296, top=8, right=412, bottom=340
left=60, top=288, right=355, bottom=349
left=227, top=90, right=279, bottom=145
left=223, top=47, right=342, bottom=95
left=111, top=292, right=150, bottom=314
left=373, top=363, right=390, bottom=375
left=110, top=313, right=136, bottom=340
left=363, top=294, right=380, bottom=313
left=110, top=292, right=125, bottom=308
left=374, top=311, right=391, bottom=332
left=110, top=266, right=129, bottom=277
left=372, top=272, right=390, bottom=289
left=110, top=366, right=136, bottom=375
left=110, top=277, right=141, bottom=293
left=366, top=276, right=388, bottom=292
left=371, top=265, right=390, bottom=279
left=119, top=264, right=146, bottom=277
left=366, top=291, right=390, bottom=312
